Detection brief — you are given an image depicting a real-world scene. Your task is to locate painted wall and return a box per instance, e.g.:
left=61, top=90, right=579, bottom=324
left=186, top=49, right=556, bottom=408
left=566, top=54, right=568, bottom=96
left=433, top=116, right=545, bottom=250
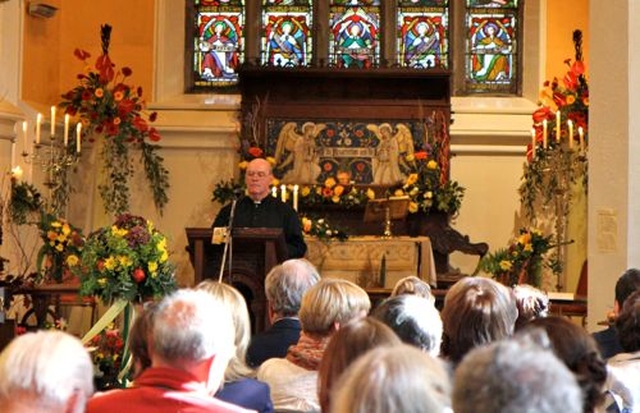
left=546, top=0, right=590, bottom=79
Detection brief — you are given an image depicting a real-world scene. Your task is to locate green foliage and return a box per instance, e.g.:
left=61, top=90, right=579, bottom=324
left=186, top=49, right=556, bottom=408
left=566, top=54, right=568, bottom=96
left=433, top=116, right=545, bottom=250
left=9, top=181, right=43, bottom=224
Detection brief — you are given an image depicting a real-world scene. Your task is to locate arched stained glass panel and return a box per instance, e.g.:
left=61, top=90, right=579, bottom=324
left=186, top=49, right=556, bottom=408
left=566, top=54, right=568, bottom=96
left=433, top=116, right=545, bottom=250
left=397, top=0, right=449, bottom=69
left=465, top=0, right=519, bottom=93
left=328, top=3, right=381, bottom=68
left=193, top=0, right=245, bottom=88
left=261, top=0, right=313, bottom=67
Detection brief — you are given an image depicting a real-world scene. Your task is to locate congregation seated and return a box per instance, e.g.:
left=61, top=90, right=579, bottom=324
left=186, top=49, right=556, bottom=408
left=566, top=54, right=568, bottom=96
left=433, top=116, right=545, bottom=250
left=0, top=330, right=94, bottom=413
left=523, top=316, right=607, bottom=412
left=88, top=289, right=252, bottom=413
left=440, top=276, right=518, bottom=366
left=247, top=258, right=320, bottom=368
left=257, top=278, right=370, bottom=412
left=390, top=275, right=435, bottom=304
left=512, top=283, right=550, bottom=330
left=197, top=280, right=274, bottom=413
left=330, top=344, right=452, bottom=413
left=601, top=290, right=640, bottom=412
left=371, top=294, right=442, bottom=356
left=128, top=301, right=159, bottom=380
left=593, top=268, right=640, bottom=360
left=317, top=317, right=401, bottom=412
left=453, top=331, right=584, bottom=413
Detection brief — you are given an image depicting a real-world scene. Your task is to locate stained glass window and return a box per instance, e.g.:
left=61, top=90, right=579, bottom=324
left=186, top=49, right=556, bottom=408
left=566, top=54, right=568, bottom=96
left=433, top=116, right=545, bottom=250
left=465, top=0, right=519, bottom=93
left=398, top=1, right=449, bottom=69
left=329, top=3, right=381, bottom=68
left=262, top=0, right=313, bottom=67
left=193, top=0, right=245, bottom=88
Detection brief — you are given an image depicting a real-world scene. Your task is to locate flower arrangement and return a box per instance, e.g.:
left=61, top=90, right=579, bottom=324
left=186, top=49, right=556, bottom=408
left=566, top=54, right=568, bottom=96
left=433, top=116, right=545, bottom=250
left=87, top=324, right=125, bottom=379
left=297, top=177, right=373, bottom=209
left=36, top=213, right=85, bottom=283
left=59, top=24, right=170, bottom=216
left=76, top=214, right=176, bottom=303
left=301, top=215, right=349, bottom=241
left=478, top=228, right=561, bottom=287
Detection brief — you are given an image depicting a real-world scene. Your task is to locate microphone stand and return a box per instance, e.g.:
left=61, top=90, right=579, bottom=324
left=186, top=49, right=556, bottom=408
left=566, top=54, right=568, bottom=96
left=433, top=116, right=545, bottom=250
left=218, top=197, right=239, bottom=283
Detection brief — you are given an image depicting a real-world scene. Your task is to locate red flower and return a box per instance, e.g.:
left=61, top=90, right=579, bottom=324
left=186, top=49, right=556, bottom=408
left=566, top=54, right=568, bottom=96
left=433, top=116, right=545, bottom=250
left=81, top=90, right=92, bottom=101
left=118, top=99, right=135, bottom=117
left=121, top=67, right=132, bottom=77
left=132, top=268, right=146, bottom=283
left=148, top=127, right=161, bottom=142
left=532, top=107, right=552, bottom=123
left=149, top=112, right=158, bottom=122
left=571, top=60, right=585, bottom=76
left=97, top=260, right=105, bottom=271
left=74, top=48, right=91, bottom=61
left=248, top=147, right=263, bottom=158
left=322, top=187, right=333, bottom=197
left=95, top=54, right=115, bottom=84
left=133, top=116, right=149, bottom=132
left=414, top=151, right=428, bottom=160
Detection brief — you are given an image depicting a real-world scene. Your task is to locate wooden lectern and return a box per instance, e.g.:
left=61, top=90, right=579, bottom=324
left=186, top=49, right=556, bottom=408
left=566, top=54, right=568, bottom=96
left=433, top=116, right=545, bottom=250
left=185, top=227, right=289, bottom=332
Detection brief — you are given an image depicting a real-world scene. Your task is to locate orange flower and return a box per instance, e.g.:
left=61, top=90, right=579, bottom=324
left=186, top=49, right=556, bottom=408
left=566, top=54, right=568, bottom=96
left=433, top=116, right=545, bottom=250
left=95, top=88, right=104, bottom=98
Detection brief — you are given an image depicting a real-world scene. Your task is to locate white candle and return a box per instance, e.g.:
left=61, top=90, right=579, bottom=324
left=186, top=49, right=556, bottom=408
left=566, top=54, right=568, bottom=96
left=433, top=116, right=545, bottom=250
left=542, top=119, right=548, bottom=149
left=567, top=120, right=574, bottom=149
left=578, top=126, right=585, bottom=152
left=555, top=111, right=561, bottom=142
left=10, top=139, right=15, bottom=169
left=293, top=185, right=299, bottom=211
left=22, top=121, right=27, bottom=149
left=63, top=114, right=70, bottom=146
left=50, top=106, right=56, bottom=136
left=530, top=128, right=536, bottom=159
left=76, top=122, right=82, bottom=153
left=36, top=113, right=42, bottom=144
left=11, top=165, right=23, bottom=180
left=271, top=186, right=277, bottom=198
left=280, top=184, right=287, bottom=203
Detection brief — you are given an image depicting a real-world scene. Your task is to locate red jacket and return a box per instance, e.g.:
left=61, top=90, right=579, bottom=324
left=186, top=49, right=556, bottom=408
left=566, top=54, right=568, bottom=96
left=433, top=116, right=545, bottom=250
left=87, top=367, right=254, bottom=413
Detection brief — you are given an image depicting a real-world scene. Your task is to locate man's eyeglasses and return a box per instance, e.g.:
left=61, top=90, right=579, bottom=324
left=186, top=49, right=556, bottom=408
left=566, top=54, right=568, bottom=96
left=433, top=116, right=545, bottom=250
left=246, top=171, right=270, bottom=178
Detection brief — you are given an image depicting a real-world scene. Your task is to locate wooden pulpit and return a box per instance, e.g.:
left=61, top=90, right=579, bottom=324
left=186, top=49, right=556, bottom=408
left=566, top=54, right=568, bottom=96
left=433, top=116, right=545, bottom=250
left=185, top=227, right=289, bottom=332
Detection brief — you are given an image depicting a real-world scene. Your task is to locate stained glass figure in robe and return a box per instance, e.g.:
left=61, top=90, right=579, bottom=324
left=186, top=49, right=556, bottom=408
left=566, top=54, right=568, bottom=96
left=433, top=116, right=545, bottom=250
left=265, top=16, right=309, bottom=66
left=197, top=15, right=243, bottom=83
left=330, top=7, right=380, bottom=68
left=400, top=17, right=446, bottom=68
left=468, top=18, right=513, bottom=83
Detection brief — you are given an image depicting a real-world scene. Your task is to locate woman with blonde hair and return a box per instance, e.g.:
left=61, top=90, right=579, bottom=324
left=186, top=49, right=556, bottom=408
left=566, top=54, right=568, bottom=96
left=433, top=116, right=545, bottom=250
left=197, top=280, right=274, bottom=412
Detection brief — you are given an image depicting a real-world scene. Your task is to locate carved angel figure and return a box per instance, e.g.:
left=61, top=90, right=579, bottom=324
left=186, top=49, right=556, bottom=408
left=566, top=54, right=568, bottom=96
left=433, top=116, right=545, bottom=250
left=367, top=123, right=414, bottom=185
left=275, top=122, right=326, bottom=184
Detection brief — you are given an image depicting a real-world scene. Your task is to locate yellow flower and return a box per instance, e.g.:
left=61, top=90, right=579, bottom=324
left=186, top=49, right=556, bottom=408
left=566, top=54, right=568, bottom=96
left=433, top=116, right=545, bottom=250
left=97, top=278, right=107, bottom=286
left=405, top=173, right=418, bottom=186
left=302, top=217, right=312, bottom=232
left=518, top=233, right=531, bottom=245
left=160, top=250, right=169, bottom=263
left=266, top=156, right=276, bottom=165
left=427, top=160, right=438, bottom=170
left=394, top=189, right=405, bottom=197
left=61, top=224, right=71, bottom=236
left=47, top=231, right=58, bottom=241
left=111, top=226, right=128, bottom=238
left=366, top=188, right=376, bottom=200
left=499, top=260, right=513, bottom=271
left=408, top=202, right=419, bottom=213
left=238, top=160, right=248, bottom=170
left=324, top=177, right=336, bottom=189
left=95, top=88, right=104, bottom=98
left=55, top=244, right=64, bottom=252
left=301, top=186, right=311, bottom=197
left=66, top=255, right=79, bottom=267
left=523, top=243, right=533, bottom=252
left=424, top=191, right=433, bottom=199
left=405, top=153, right=415, bottom=162
left=118, top=255, right=133, bottom=268
left=51, top=221, right=62, bottom=228
left=333, top=185, right=345, bottom=197
left=148, top=261, right=158, bottom=277
left=331, top=195, right=341, bottom=203
left=409, top=187, right=420, bottom=197
left=105, top=256, right=117, bottom=270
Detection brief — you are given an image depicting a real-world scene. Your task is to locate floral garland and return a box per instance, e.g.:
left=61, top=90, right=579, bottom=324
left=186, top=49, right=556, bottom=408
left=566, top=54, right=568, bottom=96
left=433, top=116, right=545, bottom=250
left=76, top=214, right=176, bottom=303
left=59, top=24, right=170, bottom=216
left=301, top=215, right=349, bottom=241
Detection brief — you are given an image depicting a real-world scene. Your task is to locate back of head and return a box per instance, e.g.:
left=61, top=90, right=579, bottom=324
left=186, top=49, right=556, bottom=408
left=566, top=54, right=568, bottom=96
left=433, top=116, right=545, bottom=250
left=440, top=276, right=518, bottom=364
left=129, top=301, right=159, bottom=379
left=0, top=330, right=94, bottom=413
left=615, top=268, right=640, bottom=307
left=318, top=317, right=401, bottom=412
left=153, top=288, right=234, bottom=368
left=196, top=280, right=253, bottom=381
left=330, top=344, right=451, bottom=413
left=453, top=333, right=583, bottom=413
left=265, top=258, right=320, bottom=317
left=615, top=290, right=640, bottom=352
left=391, top=275, right=434, bottom=303
left=299, top=278, right=371, bottom=336
left=372, top=294, right=443, bottom=356
left=513, top=284, right=550, bottom=329
left=523, top=316, right=607, bottom=411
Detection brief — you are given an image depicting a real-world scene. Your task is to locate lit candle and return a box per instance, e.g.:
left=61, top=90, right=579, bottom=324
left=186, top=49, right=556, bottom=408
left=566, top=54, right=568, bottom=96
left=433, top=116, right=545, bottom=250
left=271, top=186, right=277, bottom=198
left=578, top=126, right=585, bottom=152
left=35, top=113, right=42, bottom=144
left=11, top=165, right=23, bottom=180
left=10, top=139, right=15, bottom=170
left=280, top=184, right=287, bottom=203
left=50, top=106, right=56, bottom=137
left=555, top=111, right=561, bottom=142
left=531, top=128, right=536, bottom=159
left=293, top=184, right=299, bottom=212
left=76, top=122, right=82, bottom=153
left=63, top=114, right=70, bottom=146
left=542, top=119, right=548, bottom=148
left=22, top=121, right=27, bottom=149
left=567, top=120, right=574, bottom=149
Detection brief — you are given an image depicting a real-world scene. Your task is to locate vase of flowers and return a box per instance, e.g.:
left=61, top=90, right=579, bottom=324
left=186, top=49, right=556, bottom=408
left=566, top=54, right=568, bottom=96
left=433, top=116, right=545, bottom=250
left=59, top=24, right=169, bottom=216
left=87, top=324, right=125, bottom=390
left=36, top=213, right=85, bottom=283
left=76, top=214, right=176, bottom=303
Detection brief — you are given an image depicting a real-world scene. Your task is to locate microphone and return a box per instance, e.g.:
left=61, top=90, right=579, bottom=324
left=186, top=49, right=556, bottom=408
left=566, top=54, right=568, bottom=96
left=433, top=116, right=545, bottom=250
left=233, top=187, right=246, bottom=199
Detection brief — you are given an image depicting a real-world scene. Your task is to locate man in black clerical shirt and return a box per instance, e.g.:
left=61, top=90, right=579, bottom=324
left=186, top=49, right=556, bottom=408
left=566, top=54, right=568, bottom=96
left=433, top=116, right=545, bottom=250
left=212, top=158, right=307, bottom=258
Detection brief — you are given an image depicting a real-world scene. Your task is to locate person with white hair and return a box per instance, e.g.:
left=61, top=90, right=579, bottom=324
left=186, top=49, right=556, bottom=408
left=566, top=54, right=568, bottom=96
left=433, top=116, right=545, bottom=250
left=88, top=288, right=252, bottom=413
left=0, top=330, right=94, bottom=413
